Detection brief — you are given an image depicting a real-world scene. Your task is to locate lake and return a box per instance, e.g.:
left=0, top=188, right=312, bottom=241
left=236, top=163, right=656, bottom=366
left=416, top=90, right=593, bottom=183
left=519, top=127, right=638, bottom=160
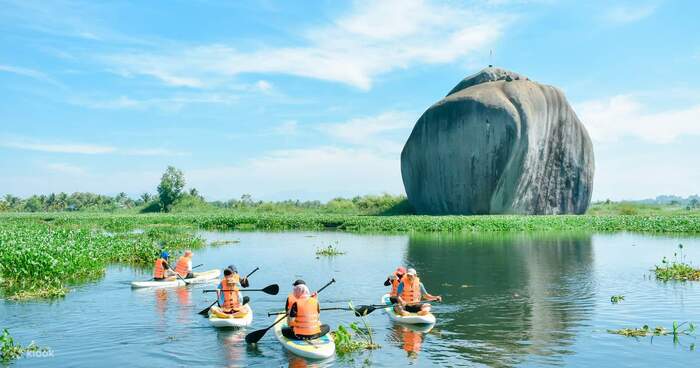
left=2, top=231, right=699, bottom=367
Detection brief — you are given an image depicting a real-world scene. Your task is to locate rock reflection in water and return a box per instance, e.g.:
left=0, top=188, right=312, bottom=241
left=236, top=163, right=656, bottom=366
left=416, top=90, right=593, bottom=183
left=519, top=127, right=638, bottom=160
left=406, top=232, right=595, bottom=367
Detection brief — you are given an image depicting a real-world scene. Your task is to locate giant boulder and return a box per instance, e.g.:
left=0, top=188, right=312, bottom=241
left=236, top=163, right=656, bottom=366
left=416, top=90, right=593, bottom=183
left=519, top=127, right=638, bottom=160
left=401, top=67, right=594, bottom=215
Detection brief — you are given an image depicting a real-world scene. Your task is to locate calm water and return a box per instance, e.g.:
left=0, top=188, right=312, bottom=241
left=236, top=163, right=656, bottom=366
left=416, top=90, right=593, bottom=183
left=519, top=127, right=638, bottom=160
left=2, top=231, right=699, bottom=367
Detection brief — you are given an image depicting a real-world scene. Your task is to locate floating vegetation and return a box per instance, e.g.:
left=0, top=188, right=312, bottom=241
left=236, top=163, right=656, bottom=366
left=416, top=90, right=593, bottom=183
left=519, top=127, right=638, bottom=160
left=209, top=239, right=240, bottom=246
left=315, top=242, right=345, bottom=256
left=332, top=302, right=380, bottom=355
left=333, top=323, right=380, bottom=355
left=608, top=321, right=695, bottom=338
left=0, top=219, right=204, bottom=299
left=610, top=295, right=625, bottom=303
left=654, top=244, right=700, bottom=281
left=1, top=329, right=48, bottom=363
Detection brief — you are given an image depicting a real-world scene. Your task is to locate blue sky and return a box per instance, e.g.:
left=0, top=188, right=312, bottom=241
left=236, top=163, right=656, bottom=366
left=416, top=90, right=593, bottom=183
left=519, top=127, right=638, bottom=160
left=1, top=0, right=699, bottom=201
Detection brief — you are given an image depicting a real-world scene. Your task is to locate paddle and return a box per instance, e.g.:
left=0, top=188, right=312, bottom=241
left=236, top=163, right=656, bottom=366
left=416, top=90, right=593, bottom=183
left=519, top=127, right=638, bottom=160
left=245, top=278, right=336, bottom=344
left=203, top=284, right=279, bottom=295
left=266, top=304, right=388, bottom=317
left=197, top=267, right=260, bottom=316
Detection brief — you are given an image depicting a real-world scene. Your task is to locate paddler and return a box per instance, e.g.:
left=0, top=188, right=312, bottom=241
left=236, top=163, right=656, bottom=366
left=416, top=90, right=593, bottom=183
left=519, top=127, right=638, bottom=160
left=174, top=250, right=195, bottom=279
left=384, top=266, right=406, bottom=304
left=226, top=265, right=250, bottom=288
left=284, top=279, right=306, bottom=327
left=212, top=268, right=249, bottom=315
left=153, top=251, right=176, bottom=281
left=394, top=268, right=442, bottom=316
left=282, top=284, right=330, bottom=340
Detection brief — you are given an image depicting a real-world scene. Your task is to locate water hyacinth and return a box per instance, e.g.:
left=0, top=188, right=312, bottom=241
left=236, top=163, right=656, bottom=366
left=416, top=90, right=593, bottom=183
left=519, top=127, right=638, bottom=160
left=0, top=219, right=204, bottom=299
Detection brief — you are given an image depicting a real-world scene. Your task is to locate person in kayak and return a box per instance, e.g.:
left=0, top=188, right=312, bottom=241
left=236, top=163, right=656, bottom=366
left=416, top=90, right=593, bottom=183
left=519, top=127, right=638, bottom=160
left=282, top=284, right=330, bottom=340
left=284, top=279, right=307, bottom=327
left=226, top=265, right=250, bottom=288
left=212, top=268, right=250, bottom=315
left=153, top=251, right=176, bottom=281
left=174, top=250, right=195, bottom=279
left=384, top=266, right=407, bottom=304
left=394, top=268, right=442, bottom=316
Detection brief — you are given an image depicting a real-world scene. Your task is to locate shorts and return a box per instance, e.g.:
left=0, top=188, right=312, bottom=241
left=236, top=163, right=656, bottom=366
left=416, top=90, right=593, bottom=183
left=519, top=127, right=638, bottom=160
left=404, top=304, right=423, bottom=313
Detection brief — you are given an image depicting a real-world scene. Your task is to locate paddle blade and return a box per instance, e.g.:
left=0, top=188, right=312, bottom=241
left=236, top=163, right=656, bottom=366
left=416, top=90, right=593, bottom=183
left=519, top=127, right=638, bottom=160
left=353, top=305, right=375, bottom=317
left=262, top=284, right=280, bottom=295
left=198, top=301, right=217, bottom=316
left=245, top=328, right=268, bottom=344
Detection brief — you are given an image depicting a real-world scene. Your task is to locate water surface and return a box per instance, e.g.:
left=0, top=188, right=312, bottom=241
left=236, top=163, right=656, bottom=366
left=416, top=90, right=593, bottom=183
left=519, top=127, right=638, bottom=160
left=2, top=231, right=699, bottom=367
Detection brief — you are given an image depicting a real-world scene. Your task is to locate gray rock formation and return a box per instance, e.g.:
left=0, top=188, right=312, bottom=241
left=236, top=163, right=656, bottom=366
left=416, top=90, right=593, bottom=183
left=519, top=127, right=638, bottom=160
left=401, top=67, right=594, bottom=215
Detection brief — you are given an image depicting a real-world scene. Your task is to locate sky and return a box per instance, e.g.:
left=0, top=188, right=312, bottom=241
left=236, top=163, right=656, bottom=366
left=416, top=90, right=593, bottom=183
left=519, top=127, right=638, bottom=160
left=1, top=0, right=699, bottom=202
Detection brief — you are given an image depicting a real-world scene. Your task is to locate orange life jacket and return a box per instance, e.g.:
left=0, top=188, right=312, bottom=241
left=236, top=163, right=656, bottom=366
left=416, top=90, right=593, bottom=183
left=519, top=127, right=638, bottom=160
left=174, top=256, right=190, bottom=277
left=401, top=276, right=421, bottom=304
left=286, top=293, right=298, bottom=327
left=153, top=258, right=167, bottom=278
left=390, top=273, right=402, bottom=297
left=292, top=297, right=321, bottom=336
left=286, top=294, right=297, bottom=310
left=219, top=274, right=241, bottom=311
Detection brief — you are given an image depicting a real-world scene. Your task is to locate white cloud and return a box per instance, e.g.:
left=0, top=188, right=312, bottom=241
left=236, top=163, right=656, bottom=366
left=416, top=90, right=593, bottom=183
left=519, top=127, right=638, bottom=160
left=255, top=80, right=273, bottom=92
left=45, top=162, right=86, bottom=175
left=1, top=137, right=186, bottom=156
left=576, top=95, right=700, bottom=144
left=188, top=146, right=404, bottom=200
left=0, top=64, right=60, bottom=86
left=603, top=3, right=657, bottom=24
left=69, top=93, right=239, bottom=110
left=317, top=110, right=415, bottom=153
left=1, top=139, right=116, bottom=154
left=273, top=120, right=299, bottom=135
left=104, top=0, right=508, bottom=90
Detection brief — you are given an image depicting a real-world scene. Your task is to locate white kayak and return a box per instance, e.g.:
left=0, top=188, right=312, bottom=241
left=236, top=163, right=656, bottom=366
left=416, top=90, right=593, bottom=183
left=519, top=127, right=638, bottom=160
left=208, top=304, right=253, bottom=328
left=381, top=293, right=436, bottom=325
left=273, top=317, right=335, bottom=360
left=130, top=269, right=221, bottom=288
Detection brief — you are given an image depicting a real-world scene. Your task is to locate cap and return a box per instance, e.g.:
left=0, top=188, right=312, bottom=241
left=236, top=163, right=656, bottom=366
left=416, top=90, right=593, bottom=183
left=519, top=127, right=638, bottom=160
left=396, top=267, right=407, bottom=275
left=293, top=279, right=306, bottom=286
left=406, top=268, right=417, bottom=276
left=227, top=264, right=237, bottom=273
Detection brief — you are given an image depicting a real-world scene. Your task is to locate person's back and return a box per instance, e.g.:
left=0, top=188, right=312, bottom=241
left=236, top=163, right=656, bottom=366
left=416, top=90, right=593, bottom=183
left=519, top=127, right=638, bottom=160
left=175, top=250, right=194, bottom=279
left=282, top=283, right=330, bottom=340
left=153, top=251, right=171, bottom=280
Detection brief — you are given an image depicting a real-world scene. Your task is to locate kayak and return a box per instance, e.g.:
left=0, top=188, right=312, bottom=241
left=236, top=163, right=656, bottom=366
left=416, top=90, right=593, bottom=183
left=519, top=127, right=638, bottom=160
left=208, top=303, right=253, bottom=328
left=130, top=269, right=221, bottom=288
left=273, top=317, right=335, bottom=360
left=381, top=293, right=436, bottom=325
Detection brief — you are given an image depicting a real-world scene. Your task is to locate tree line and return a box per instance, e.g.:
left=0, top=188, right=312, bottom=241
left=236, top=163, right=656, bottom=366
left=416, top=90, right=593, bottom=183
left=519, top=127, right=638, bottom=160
left=0, top=166, right=410, bottom=215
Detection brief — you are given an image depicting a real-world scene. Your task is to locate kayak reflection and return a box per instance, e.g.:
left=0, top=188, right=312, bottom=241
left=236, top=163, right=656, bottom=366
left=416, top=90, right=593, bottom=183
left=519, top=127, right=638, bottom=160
left=217, top=329, right=246, bottom=365
left=287, top=355, right=335, bottom=368
left=389, top=323, right=434, bottom=358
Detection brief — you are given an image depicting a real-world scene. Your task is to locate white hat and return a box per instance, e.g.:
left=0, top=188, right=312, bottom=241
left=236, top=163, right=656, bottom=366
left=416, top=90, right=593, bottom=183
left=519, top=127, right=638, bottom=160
left=406, top=268, right=417, bottom=276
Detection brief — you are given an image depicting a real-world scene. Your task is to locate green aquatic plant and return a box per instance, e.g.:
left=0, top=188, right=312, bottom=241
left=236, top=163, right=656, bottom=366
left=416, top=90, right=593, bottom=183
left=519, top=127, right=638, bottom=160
left=0, top=329, right=47, bottom=363
left=0, top=220, right=203, bottom=299
left=654, top=244, right=700, bottom=281
left=333, top=323, right=380, bottom=355
left=209, top=239, right=240, bottom=246
left=315, top=242, right=345, bottom=256
left=610, top=295, right=625, bottom=303
left=333, top=302, right=380, bottom=355
left=608, top=321, right=695, bottom=338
